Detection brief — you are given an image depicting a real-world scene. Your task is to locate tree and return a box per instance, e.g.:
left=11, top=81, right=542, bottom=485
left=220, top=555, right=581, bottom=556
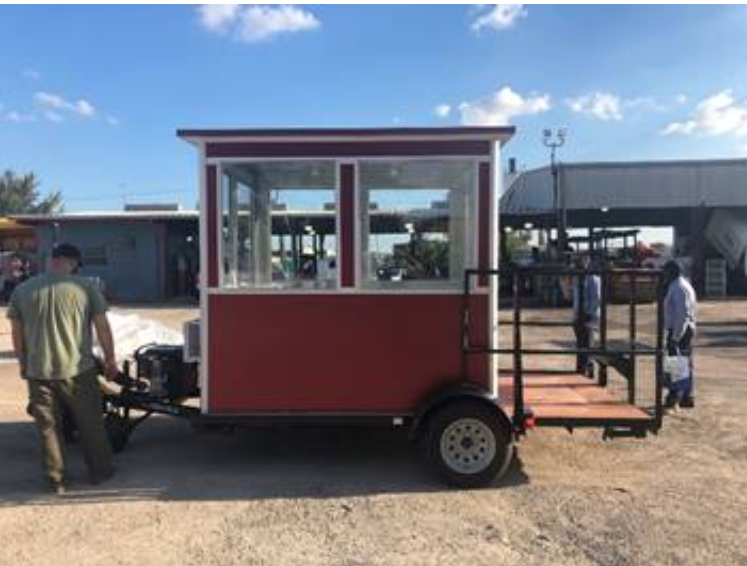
left=0, top=170, right=63, bottom=215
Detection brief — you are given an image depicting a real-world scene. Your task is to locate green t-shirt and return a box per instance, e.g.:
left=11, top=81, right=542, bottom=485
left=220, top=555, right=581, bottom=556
left=7, top=273, right=108, bottom=380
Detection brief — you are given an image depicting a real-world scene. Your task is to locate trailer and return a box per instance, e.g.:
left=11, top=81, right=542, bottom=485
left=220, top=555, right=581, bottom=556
left=102, top=127, right=666, bottom=488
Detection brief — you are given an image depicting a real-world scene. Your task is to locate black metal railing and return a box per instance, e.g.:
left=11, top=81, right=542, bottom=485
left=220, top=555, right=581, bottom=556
left=461, top=265, right=666, bottom=435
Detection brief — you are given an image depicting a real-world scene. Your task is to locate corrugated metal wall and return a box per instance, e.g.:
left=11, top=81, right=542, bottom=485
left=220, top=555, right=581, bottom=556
left=502, top=159, right=747, bottom=213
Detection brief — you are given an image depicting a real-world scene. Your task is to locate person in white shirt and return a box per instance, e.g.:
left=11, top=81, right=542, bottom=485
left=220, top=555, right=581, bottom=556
left=662, top=260, right=697, bottom=409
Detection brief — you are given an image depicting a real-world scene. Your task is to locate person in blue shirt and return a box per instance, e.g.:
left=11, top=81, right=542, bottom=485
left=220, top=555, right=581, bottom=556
left=572, top=256, right=601, bottom=377
left=662, top=260, right=697, bottom=409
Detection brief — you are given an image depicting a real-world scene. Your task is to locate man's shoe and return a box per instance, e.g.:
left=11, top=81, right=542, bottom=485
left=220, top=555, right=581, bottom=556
left=679, top=396, right=695, bottom=409
left=48, top=480, right=66, bottom=496
left=664, top=394, right=679, bottom=409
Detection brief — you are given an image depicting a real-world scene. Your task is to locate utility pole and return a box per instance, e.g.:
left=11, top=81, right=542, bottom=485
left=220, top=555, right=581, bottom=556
left=543, top=128, right=567, bottom=260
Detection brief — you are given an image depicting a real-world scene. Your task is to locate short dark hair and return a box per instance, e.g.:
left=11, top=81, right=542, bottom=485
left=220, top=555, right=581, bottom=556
left=663, top=260, right=681, bottom=278
left=52, top=243, right=83, bottom=267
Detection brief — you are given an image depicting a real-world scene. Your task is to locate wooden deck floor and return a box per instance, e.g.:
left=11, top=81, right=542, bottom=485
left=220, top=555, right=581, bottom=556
left=498, top=372, right=651, bottom=422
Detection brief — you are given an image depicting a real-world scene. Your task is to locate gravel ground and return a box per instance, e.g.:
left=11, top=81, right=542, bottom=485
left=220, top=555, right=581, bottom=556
left=0, top=301, right=745, bottom=566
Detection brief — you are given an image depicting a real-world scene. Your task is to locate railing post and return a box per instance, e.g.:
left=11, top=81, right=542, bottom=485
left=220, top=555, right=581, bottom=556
left=654, top=272, right=665, bottom=430
left=576, top=269, right=585, bottom=375
left=512, top=270, right=525, bottom=432
left=628, top=272, right=638, bottom=404
left=599, top=268, right=609, bottom=386
left=460, top=269, right=472, bottom=381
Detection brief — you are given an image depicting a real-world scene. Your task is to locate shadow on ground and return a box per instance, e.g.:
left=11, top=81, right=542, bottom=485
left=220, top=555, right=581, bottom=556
left=0, top=418, right=529, bottom=508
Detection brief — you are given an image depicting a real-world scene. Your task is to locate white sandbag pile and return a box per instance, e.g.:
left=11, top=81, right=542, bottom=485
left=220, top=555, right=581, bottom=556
left=94, top=311, right=183, bottom=364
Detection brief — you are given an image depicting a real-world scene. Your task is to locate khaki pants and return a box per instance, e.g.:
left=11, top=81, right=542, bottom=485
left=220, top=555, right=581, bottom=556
left=27, top=369, right=113, bottom=484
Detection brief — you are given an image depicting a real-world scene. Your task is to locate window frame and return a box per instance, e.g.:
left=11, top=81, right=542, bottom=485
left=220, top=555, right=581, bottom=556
left=216, top=159, right=341, bottom=292
left=356, top=158, right=479, bottom=291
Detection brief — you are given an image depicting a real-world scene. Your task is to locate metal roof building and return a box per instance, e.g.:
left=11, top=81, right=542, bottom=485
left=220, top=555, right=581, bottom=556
left=502, top=157, right=747, bottom=218
left=501, top=158, right=747, bottom=296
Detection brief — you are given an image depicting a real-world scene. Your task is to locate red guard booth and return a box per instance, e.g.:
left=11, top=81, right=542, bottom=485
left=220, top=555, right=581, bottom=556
left=178, top=127, right=515, bottom=486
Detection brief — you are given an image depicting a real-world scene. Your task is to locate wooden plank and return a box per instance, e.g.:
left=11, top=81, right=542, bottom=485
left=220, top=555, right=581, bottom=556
left=498, top=373, right=650, bottom=422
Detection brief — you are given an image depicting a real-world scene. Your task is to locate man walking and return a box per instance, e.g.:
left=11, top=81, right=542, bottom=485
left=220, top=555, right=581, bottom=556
left=662, top=260, right=697, bottom=409
left=8, top=243, right=118, bottom=494
left=572, top=256, right=601, bottom=378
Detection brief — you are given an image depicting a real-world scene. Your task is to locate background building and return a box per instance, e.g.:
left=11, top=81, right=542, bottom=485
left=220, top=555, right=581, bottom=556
left=501, top=158, right=747, bottom=296
left=14, top=207, right=199, bottom=303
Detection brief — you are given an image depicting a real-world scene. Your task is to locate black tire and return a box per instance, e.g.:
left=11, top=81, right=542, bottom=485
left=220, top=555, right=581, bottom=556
left=104, top=413, right=131, bottom=454
left=425, top=401, right=512, bottom=488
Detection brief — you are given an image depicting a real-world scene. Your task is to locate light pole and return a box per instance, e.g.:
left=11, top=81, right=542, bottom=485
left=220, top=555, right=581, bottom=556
left=543, top=128, right=567, bottom=259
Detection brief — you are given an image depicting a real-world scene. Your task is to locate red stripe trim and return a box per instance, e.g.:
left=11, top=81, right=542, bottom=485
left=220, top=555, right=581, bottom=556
left=206, top=140, right=492, bottom=159
left=478, top=162, right=491, bottom=287
left=206, top=165, right=219, bottom=287
left=339, top=164, right=356, bottom=287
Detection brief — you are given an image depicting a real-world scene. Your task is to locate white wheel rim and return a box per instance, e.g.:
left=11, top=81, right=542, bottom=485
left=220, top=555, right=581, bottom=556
left=440, top=418, right=496, bottom=475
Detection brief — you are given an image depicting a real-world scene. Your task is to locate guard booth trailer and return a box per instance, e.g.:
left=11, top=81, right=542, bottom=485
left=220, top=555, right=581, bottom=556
left=104, top=127, right=666, bottom=488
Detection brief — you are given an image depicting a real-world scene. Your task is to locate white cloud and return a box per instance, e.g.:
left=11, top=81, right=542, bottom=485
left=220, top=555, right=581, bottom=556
left=198, top=4, right=239, bottom=33
left=567, top=92, right=669, bottom=121
left=567, top=92, right=623, bottom=121
left=434, top=104, right=452, bottom=118
left=625, top=96, right=666, bottom=112
left=43, top=111, right=63, bottom=123
left=34, top=91, right=97, bottom=118
left=661, top=90, right=747, bottom=137
left=6, top=111, right=37, bottom=123
left=198, top=4, right=320, bottom=43
left=458, top=86, right=550, bottom=126
left=105, top=115, right=120, bottom=126
left=471, top=5, right=528, bottom=33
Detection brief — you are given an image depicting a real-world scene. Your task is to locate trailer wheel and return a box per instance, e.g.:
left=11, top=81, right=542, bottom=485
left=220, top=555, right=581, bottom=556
left=104, top=413, right=131, bottom=454
left=426, top=401, right=512, bottom=488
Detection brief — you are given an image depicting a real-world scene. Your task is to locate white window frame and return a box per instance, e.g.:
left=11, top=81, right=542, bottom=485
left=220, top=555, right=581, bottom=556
left=215, top=158, right=341, bottom=293
left=356, top=158, right=479, bottom=291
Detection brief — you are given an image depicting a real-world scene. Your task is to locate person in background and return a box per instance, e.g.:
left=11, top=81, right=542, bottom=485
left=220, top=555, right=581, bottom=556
left=1, top=254, right=29, bottom=302
left=7, top=243, right=118, bottom=494
left=572, top=256, right=601, bottom=378
left=662, top=260, right=697, bottom=409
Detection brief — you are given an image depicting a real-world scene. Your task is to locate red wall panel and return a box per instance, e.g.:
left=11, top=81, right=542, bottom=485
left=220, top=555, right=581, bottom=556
left=206, top=165, right=219, bottom=287
left=207, top=293, right=489, bottom=414
left=339, top=164, right=356, bottom=287
left=206, top=140, right=492, bottom=159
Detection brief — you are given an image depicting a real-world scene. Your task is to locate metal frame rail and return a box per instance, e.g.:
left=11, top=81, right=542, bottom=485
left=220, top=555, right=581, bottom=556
left=461, top=266, right=665, bottom=437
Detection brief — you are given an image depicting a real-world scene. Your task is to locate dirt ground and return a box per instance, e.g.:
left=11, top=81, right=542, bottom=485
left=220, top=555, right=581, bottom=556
left=0, top=302, right=745, bottom=566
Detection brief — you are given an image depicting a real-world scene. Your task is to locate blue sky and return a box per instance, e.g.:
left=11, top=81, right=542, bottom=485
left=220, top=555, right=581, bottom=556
left=1, top=4, right=747, bottom=211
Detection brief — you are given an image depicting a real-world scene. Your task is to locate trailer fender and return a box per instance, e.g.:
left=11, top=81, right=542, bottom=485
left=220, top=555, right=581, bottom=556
left=408, top=383, right=512, bottom=441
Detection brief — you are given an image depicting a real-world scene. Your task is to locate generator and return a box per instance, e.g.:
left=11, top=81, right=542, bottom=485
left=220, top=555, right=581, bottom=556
left=134, top=344, right=199, bottom=402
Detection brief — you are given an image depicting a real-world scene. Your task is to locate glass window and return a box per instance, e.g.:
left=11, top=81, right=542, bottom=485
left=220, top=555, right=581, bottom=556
left=359, top=160, right=475, bottom=288
left=221, top=161, right=337, bottom=289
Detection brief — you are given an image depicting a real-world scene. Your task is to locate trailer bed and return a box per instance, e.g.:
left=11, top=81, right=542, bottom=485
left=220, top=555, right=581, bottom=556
left=498, top=371, right=651, bottom=426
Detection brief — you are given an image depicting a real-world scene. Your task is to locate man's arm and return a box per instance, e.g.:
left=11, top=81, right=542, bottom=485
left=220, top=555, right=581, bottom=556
left=93, top=312, right=118, bottom=381
left=9, top=318, right=26, bottom=377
